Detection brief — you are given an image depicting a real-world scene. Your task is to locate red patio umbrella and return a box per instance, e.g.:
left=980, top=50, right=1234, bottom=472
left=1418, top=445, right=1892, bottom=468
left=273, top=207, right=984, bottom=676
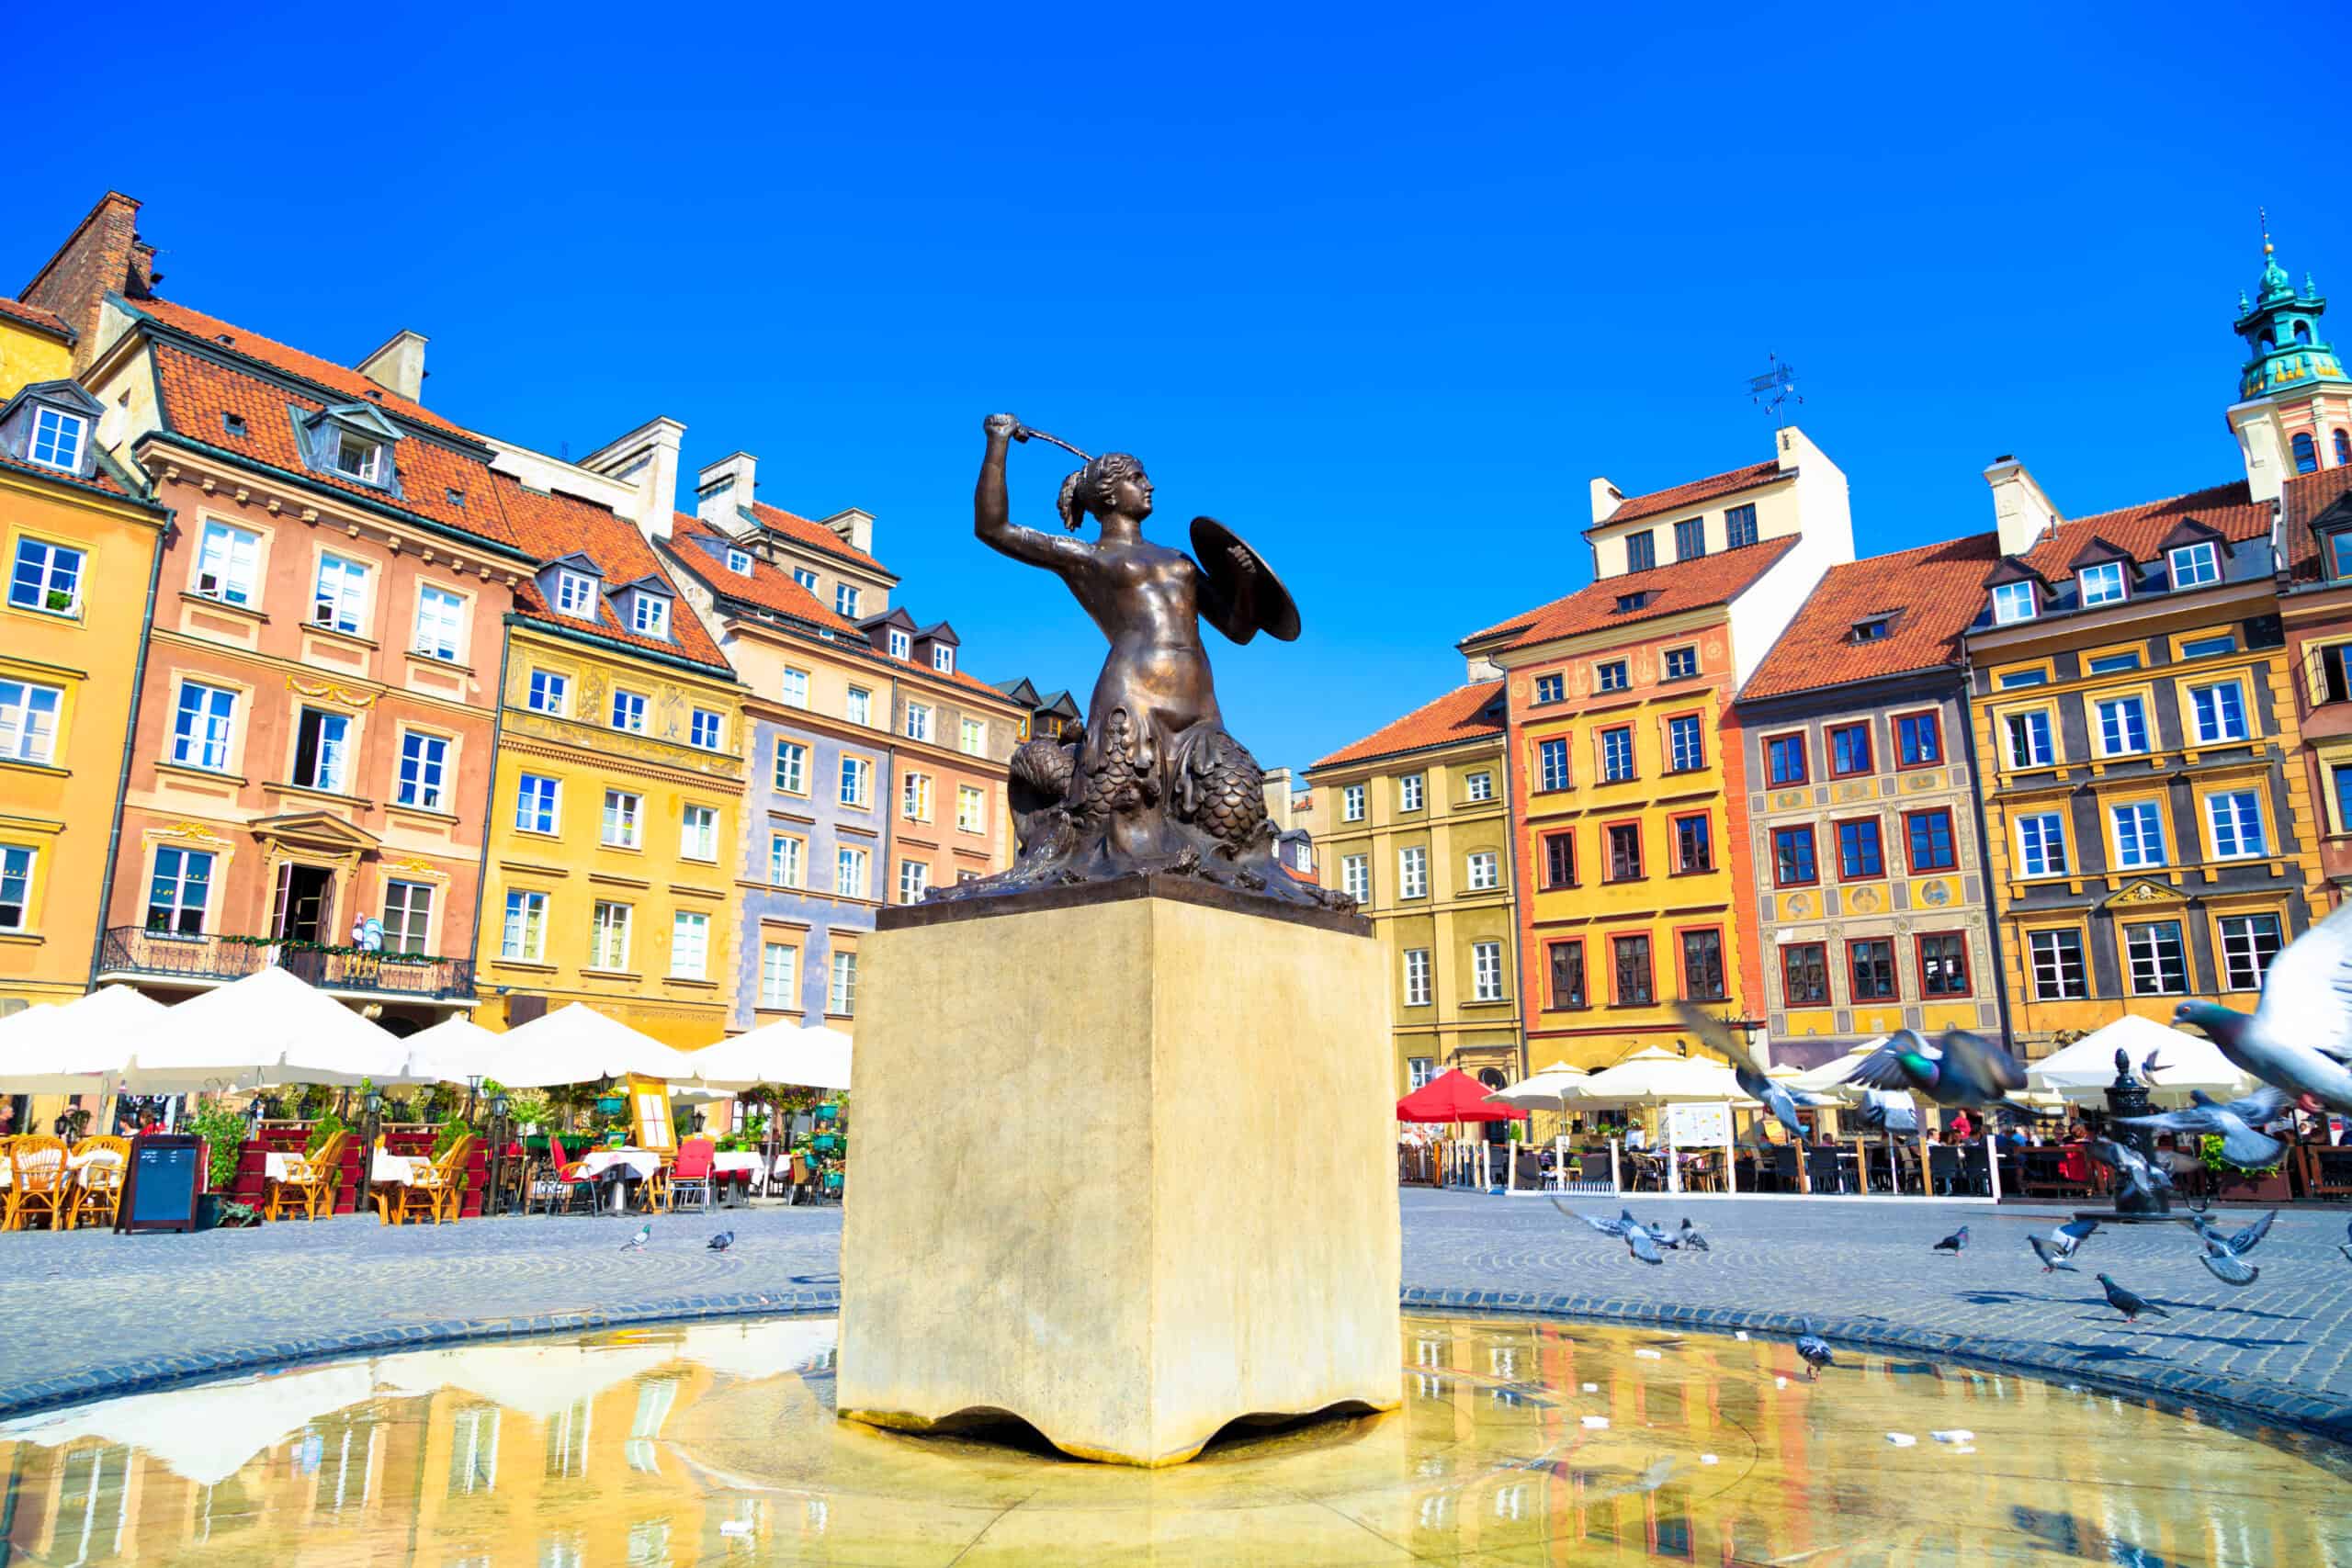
left=1396, top=1068, right=1529, bottom=1123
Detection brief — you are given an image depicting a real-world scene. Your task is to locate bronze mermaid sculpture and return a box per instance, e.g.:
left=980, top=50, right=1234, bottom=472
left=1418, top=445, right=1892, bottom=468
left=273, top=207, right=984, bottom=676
left=926, top=412, right=1344, bottom=909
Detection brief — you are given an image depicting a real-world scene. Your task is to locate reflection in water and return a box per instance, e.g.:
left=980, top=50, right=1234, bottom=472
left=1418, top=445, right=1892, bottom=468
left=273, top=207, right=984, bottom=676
left=0, top=1314, right=2345, bottom=1565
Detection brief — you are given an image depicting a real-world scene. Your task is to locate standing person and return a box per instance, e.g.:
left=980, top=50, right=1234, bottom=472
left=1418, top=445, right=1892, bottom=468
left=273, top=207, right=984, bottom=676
left=1950, top=1108, right=1974, bottom=1143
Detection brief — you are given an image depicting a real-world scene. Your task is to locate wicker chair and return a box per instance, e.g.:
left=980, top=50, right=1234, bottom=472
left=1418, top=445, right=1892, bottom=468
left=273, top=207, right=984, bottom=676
left=266, top=1131, right=348, bottom=1222
left=6, top=1137, right=70, bottom=1232
left=64, top=1136, right=131, bottom=1230
left=395, top=1135, right=473, bottom=1224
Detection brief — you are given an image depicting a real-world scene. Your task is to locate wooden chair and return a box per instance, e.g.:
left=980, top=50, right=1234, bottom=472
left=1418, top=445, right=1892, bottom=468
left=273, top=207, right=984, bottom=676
left=64, top=1136, right=130, bottom=1231
left=2297, top=1142, right=2352, bottom=1199
left=266, top=1132, right=347, bottom=1222
left=401, top=1134, right=473, bottom=1224
left=6, top=1136, right=69, bottom=1232
left=371, top=1147, right=430, bottom=1224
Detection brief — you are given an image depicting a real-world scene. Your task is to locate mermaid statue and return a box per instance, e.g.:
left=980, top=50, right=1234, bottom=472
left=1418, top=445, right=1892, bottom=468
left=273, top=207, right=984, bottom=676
left=926, top=412, right=1346, bottom=909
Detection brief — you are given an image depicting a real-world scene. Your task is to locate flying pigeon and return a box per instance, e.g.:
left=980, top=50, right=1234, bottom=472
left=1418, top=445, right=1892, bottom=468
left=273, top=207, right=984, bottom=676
left=2174, top=899, right=2352, bottom=1115
left=1678, top=1218, right=1710, bottom=1253
left=2197, top=1236, right=2260, bottom=1288
left=1552, top=1201, right=1633, bottom=1238
left=707, top=1230, right=735, bottom=1252
left=1852, top=1028, right=2028, bottom=1110
left=2097, top=1273, right=2169, bottom=1323
left=1794, top=1319, right=1836, bottom=1380
left=2142, top=1049, right=2167, bottom=1079
left=2191, top=1209, right=2278, bottom=1258
left=2052, top=1216, right=2099, bottom=1254
left=2120, top=1089, right=2293, bottom=1170
left=2028, top=1235, right=2078, bottom=1273
left=1675, top=1002, right=1837, bottom=1141
left=1625, top=1225, right=1665, bottom=1266
left=621, top=1222, right=650, bottom=1252
left=1933, top=1225, right=1969, bottom=1257
left=2085, top=1139, right=2175, bottom=1205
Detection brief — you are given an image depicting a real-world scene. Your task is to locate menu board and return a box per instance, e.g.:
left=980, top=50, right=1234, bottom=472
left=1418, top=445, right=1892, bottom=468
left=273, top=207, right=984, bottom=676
left=629, top=1075, right=674, bottom=1151
left=118, top=1134, right=204, bottom=1234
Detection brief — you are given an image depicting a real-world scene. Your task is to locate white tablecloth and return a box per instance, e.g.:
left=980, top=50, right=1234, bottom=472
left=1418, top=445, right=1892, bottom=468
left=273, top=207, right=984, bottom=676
left=371, top=1150, right=429, bottom=1185
left=0, top=1149, right=119, bottom=1190
left=710, top=1153, right=760, bottom=1178
left=578, top=1149, right=662, bottom=1182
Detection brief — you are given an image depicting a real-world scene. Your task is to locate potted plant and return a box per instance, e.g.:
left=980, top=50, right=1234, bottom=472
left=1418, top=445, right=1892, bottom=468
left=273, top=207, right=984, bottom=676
left=185, top=1102, right=251, bottom=1230
left=2200, top=1134, right=2290, bottom=1201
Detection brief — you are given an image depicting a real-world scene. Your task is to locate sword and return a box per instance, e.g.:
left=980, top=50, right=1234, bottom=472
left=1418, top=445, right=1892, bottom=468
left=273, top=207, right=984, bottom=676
left=1011, top=423, right=1094, bottom=463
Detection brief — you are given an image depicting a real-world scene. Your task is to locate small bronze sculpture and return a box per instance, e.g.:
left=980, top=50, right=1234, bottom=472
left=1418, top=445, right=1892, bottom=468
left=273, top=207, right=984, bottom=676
left=928, top=412, right=1344, bottom=908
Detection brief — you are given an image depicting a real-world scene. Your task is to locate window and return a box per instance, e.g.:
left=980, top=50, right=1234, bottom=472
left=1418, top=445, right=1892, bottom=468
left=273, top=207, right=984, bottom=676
left=0, top=680, right=62, bottom=764
left=1772, top=826, right=1816, bottom=886
left=1536, top=738, right=1570, bottom=792
left=2339, top=429, right=2352, bottom=467
left=837, top=845, right=870, bottom=897
left=604, top=691, right=648, bottom=736
left=291, top=706, right=351, bottom=793
left=1623, top=531, right=1656, bottom=572
left=1674, top=813, right=1712, bottom=874
left=1672, top=517, right=1705, bottom=558
left=0, top=844, right=28, bottom=930
left=500, top=889, right=547, bottom=961
left=689, top=708, right=722, bottom=750
left=958, top=784, right=986, bottom=832
left=1612, top=935, right=1653, bottom=1005
left=897, top=860, right=929, bottom=904
left=933, top=645, right=956, bottom=674
left=2218, top=913, right=2283, bottom=991
left=773, top=739, right=807, bottom=794
left=1827, top=723, right=1871, bottom=776
left=1903, top=932, right=1965, bottom=999
left=1472, top=941, right=1504, bottom=1001
left=2095, top=694, right=2149, bottom=756
left=2189, top=682, right=2248, bottom=744
left=396, top=731, right=449, bottom=810
left=27, top=406, right=85, bottom=470
left=1597, top=660, right=1630, bottom=694
left=1408, top=1057, right=1436, bottom=1090
left=1724, top=503, right=1758, bottom=547
left=371, top=878, right=431, bottom=953
left=1398, top=845, right=1429, bottom=898
left=1543, top=830, right=1576, bottom=888
left=515, top=773, right=559, bottom=834
left=2181, top=632, right=2236, bottom=659
left=1667, top=716, right=1704, bottom=773
left=835, top=584, right=862, bottom=619
left=1766, top=733, right=1807, bottom=786
left=1679, top=930, right=1725, bottom=1000
left=1781, top=942, right=1828, bottom=1005
left=1997, top=668, right=2049, bottom=689
left=2029, top=929, right=2087, bottom=1000
left=2293, top=433, right=2318, bottom=473
left=1896, top=712, right=1940, bottom=768
left=2016, top=811, right=2068, bottom=877
left=888, top=628, right=910, bottom=660
left=793, top=566, right=819, bottom=592
left=331, top=426, right=384, bottom=482
left=1534, top=673, right=1564, bottom=704
left=726, top=547, right=752, bottom=575
left=845, top=687, right=871, bottom=726
left=907, top=705, right=935, bottom=749
left=590, top=902, right=633, bottom=970
left=1547, top=941, right=1586, bottom=1008
left=194, top=520, right=259, bottom=604
left=768, top=833, right=804, bottom=887
left=306, top=552, right=369, bottom=633
left=1464, top=850, right=1499, bottom=890
left=1340, top=853, right=1369, bottom=903
left=2337, top=763, right=2352, bottom=834
left=2078, top=560, right=2128, bottom=606
left=170, top=682, right=236, bottom=772
left=1851, top=616, right=1891, bottom=642
left=1616, top=590, right=1651, bottom=613
left=1837, top=818, right=1883, bottom=879
left=526, top=670, right=568, bottom=715
left=10, top=538, right=84, bottom=615
left=1849, top=938, right=1895, bottom=1001
left=780, top=668, right=810, bottom=708
left=959, top=717, right=986, bottom=756
left=902, top=772, right=933, bottom=821
left=1341, top=784, right=1366, bottom=821
left=1399, top=773, right=1425, bottom=811
left=145, top=847, right=212, bottom=934
left=602, top=789, right=643, bottom=848
left=1606, top=822, right=1643, bottom=881
left=413, top=586, right=464, bottom=660
left=2206, top=790, right=2267, bottom=859
left=839, top=755, right=871, bottom=807
left=553, top=570, right=596, bottom=615
left=1465, top=771, right=1494, bottom=802
left=829, top=949, right=858, bottom=1014
left=2086, top=650, right=2143, bottom=675
left=2167, top=541, right=2221, bottom=590
left=760, top=942, right=797, bottom=1007
left=2111, top=800, right=2167, bottom=869
left=680, top=804, right=718, bottom=860
left=2125, top=920, right=2188, bottom=995
left=1600, top=727, right=1634, bottom=781
left=1905, top=808, right=1957, bottom=872
left=1663, top=646, right=1698, bottom=681
left=2004, top=709, right=2053, bottom=768
left=1992, top=581, right=2036, bottom=624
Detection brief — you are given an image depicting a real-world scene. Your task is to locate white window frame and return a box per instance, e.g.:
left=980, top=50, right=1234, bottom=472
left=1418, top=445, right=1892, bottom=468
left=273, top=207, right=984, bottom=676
left=902, top=772, right=933, bottom=821
left=2028, top=928, right=2087, bottom=1000
left=835, top=583, right=862, bottom=619
left=670, top=911, right=709, bottom=980
left=1537, top=737, right=1569, bottom=792
left=768, top=833, right=805, bottom=887
left=312, top=552, right=370, bottom=633
left=2094, top=694, right=2149, bottom=757
left=2205, top=790, right=2267, bottom=859
left=888, top=629, right=910, bottom=660
left=515, top=773, right=560, bottom=835
left=775, top=739, right=808, bottom=795
left=553, top=570, right=596, bottom=616
left=727, top=547, right=752, bottom=574
left=2016, top=811, right=2069, bottom=878
left=2005, top=709, right=2053, bottom=768
left=1991, top=581, right=2036, bottom=625
left=413, top=585, right=466, bottom=661
left=1600, top=727, right=1634, bottom=782
left=1668, top=715, right=1704, bottom=773
left=1399, top=774, right=1425, bottom=812
left=839, top=755, right=871, bottom=807
left=396, top=728, right=450, bottom=810
left=610, top=689, right=648, bottom=733
left=2189, top=681, right=2249, bottom=745
left=898, top=859, right=930, bottom=904
left=760, top=942, right=797, bottom=1007
left=2218, top=913, right=2283, bottom=991
left=526, top=670, right=569, bottom=716
left=2110, top=800, right=2167, bottom=869
left=959, top=716, right=986, bottom=756
left=2167, top=541, right=2221, bottom=591
left=829, top=949, right=857, bottom=1014
left=1403, top=948, right=1431, bottom=1007
left=332, top=426, right=385, bottom=483
left=1472, top=941, right=1504, bottom=1002
left=10, top=536, right=85, bottom=616
left=1341, top=784, right=1365, bottom=822
left=845, top=687, right=871, bottom=726
left=170, top=681, right=236, bottom=773
left=781, top=668, right=809, bottom=709
left=1340, top=853, right=1370, bottom=904
left=601, top=788, right=644, bottom=849
left=294, top=706, right=352, bottom=793
left=680, top=803, right=719, bottom=861
left=792, top=567, right=819, bottom=592
left=590, top=901, right=633, bottom=971
left=2078, top=559, right=2128, bottom=606
left=501, top=889, right=548, bottom=961
left=0, top=680, right=63, bottom=764
left=0, top=843, right=31, bottom=931
left=837, top=845, right=869, bottom=897
left=957, top=784, right=986, bottom=832
left=146, top=847, right=213, bottom=935
left=1407, top=1056, right=1437, bottom=1090
left=630, top=594, right=671, bottom=638
left=381, top=879, right=434, bottom=953
left=905, top=703, right=933, bottom=743
left=194, top=520, right=260, bottom=605
left=689, top=708, right=723, bottom=750
left=28, top=406, right=85, bottom=472
left=2125, top=919, right=2188, bottom=996
left=1465, top=771, right=1494, bottom=802
left=933, top=645, right=955, bottom=674
left=1398, top=844, right=1429, bottom=899
left=1466, top=851, right=1499, bottom=890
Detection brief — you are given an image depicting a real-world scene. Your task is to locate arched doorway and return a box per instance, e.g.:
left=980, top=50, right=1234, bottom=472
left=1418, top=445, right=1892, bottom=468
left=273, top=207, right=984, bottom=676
left=1478, top=1066, right=1510, bottom=1145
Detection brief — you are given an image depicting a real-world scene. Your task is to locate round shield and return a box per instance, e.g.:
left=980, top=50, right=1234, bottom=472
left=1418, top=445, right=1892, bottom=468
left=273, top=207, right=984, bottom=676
left=1191, top=516, right=1302, bottom=642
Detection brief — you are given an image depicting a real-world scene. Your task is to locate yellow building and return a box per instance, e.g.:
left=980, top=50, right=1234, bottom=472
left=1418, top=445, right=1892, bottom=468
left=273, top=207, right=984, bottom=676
left=1307, top=682, right=1520, bottom=1096
left=0, top=316, right=166, bottom=1018
left=476, top=503, right=748, bottom=1048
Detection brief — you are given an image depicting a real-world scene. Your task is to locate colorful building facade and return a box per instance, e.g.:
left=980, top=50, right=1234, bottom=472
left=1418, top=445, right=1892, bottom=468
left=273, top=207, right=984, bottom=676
left=2279, top=463, right=2352, bottom=907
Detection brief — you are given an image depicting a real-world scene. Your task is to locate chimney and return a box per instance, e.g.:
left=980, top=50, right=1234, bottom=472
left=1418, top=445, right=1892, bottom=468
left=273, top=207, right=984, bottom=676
left=356, top=330, right=427, bottom=402
left=580, top=416, right=686, bottom=544
left=822, top=507, right=876, bottom=558
left=20, top=191, right=147, bottom=373
left=1589, top=478, right=1623, bottom=525
left=695, top=451, right=758, bottom=532
left=1984, top=456, right=2063, bottom=558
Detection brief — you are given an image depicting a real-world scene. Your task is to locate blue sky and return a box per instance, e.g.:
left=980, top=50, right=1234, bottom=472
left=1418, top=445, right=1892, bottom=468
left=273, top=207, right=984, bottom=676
left=9, top=4, right=2345, bottom=773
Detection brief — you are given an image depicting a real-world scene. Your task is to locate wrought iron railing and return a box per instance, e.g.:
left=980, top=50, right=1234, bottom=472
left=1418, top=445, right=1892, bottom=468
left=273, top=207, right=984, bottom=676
left=96, top=928, right=476, bottom=1001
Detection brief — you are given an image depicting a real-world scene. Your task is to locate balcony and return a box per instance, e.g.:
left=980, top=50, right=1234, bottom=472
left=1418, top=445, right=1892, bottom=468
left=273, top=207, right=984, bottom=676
left=96, top=928, right=477, bottom=1003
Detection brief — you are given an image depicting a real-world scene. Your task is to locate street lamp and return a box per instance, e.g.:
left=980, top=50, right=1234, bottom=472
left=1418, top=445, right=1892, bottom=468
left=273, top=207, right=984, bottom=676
left=466, top=1074, right=484, bottom=1126
left=357, top=1088, right=388, bottom=1217
left=486, top=1089, right=513, bottom=1216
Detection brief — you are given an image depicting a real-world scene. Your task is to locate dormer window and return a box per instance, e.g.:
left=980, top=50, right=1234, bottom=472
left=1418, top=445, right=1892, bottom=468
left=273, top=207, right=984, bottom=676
left=727, top=547, right=752, bottom=575
left=554, top=570, right=597, bottom=616
left=27, top=407, right=85, bottom=472
left=1992, top=581, right=2037, bottom=625
left=888, top=629, right=910, bottom=660
left=300, top=403, right=401, bottom=492
left=933, top=645, right=955, bottom=674
left=1613, top=591, right=1652, bottom=614
left=2167, top=541, right=2220, bottom=591
left=2078, top=560, right=2128, bottom=607
left=333, top=428, right=385, bottom=483
left=222, top=412, right=247, bottom=438
left=1850, top=615, right=1892, bottom=642
left=2325, top=530, right=2352, bottom=582
left=631, top=595, right=671, bottom=638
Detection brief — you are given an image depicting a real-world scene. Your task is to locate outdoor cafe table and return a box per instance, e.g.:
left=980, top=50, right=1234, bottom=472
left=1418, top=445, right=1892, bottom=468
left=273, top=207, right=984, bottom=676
left=577, top=1148, right=662, bottom=1213
left=0, top=1147, right=123, bottom=1189
left=709, top=1152, right=759, bottom=1207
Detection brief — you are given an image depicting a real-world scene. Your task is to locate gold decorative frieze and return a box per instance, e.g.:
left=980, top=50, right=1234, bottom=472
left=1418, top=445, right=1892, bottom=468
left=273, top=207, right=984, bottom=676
left=288, top=675, right=379, bottom=708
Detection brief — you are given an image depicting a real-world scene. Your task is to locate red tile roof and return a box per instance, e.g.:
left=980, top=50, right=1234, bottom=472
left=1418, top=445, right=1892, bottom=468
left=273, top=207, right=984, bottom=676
left=0, top=446, right=137, bottom=501
left=1590, top=457, right=1784, bottom=531
left=1462, top=536, right=1800, bottom=652
left=1741, top=533, right=2002, bottom=701
left=498, top=482, right=730, bottom=673
left=1311, top=682, right=1506, bottom=770
left=742, top=499, right=891, bottom=577
left=2015, top=479, right=2269, bottom=582
left=0, top=296, right=72, bottom=340
left=2282, top=465, right=2352, bottom=581
left=130, top=297, right=468, bottom=436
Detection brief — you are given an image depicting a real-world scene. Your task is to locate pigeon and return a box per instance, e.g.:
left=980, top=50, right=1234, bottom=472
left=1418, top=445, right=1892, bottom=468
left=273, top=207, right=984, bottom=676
left=707, top=1230, right=735, bottom=1252
left=1933, top=1225, right=1969, bottom=1257
left=1675, top=1003, right=1838, bottom=1141
left=2048, top=1217, right=2098, bottom=1262
left=1852, top=1028, right=2028, bottom=1110
left=1678, top=1218, right=1710, bottom=1253
left=2340, top=1218, right=2351, bottom=1264
left=2190, top=1209, right=2278, bottom=1258
left=2085, top=1138, right=2175, bottom=1205
left=2197, top=1235, right=2260, bottom=1288
left=2142, top=1048, right=2168, bottom=1079
left=2028, top=1235, right=2078, bottom=1273
left=2174, top=899, right=2352, bottom=1115
left=1553, top=1201, right=1634, bottom=1238
left=1625, top=1226, right=1665, bottom=1266
left=2120, top=1089, right=2292, bottom=1170
left=1794, top=1318, right=1836, bottom=1380
left=621, top=1222, right=650, bottom=1252
left=2097, top=1273, right=2169, bottom=1323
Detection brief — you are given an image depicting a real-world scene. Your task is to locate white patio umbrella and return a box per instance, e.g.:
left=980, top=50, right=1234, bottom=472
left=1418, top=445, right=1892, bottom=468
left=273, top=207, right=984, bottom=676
left=0, top=1363, right=377, bottom=1487
left=0, top=987, right=165, bottom=1093
left=396, top=1014, right=509, bottom=1086
left=1575, top=1045, right=1758, bottom=1107
left=125, top=966, right=408, bottom=1090
left=373, top=1339, right=682, bottom=1419
left=689, top=1021, right=852, bottom=1093
left=1485, top=1060, right=1591, bottom=1111
left=2027, top=1014, right=2254, bottom=1104
left=488, top=1002, right=697, bottom=1088
left=670, top=1318, right=839, bottom=1382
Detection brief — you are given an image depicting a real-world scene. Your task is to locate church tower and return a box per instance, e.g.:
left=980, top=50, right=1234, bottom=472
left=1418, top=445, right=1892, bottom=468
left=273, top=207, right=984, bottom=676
left=2228, top=220, right=2352, bottom=502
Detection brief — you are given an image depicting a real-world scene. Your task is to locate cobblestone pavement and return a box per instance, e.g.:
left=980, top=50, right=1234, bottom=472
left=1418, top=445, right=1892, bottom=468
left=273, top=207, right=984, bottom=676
left=2, top=1191, right=2346, bottom=1434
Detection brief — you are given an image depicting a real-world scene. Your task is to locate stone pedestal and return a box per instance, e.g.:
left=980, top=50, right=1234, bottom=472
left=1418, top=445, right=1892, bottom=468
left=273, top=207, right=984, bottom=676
left=837, top=875, right=1400, bottom=1467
